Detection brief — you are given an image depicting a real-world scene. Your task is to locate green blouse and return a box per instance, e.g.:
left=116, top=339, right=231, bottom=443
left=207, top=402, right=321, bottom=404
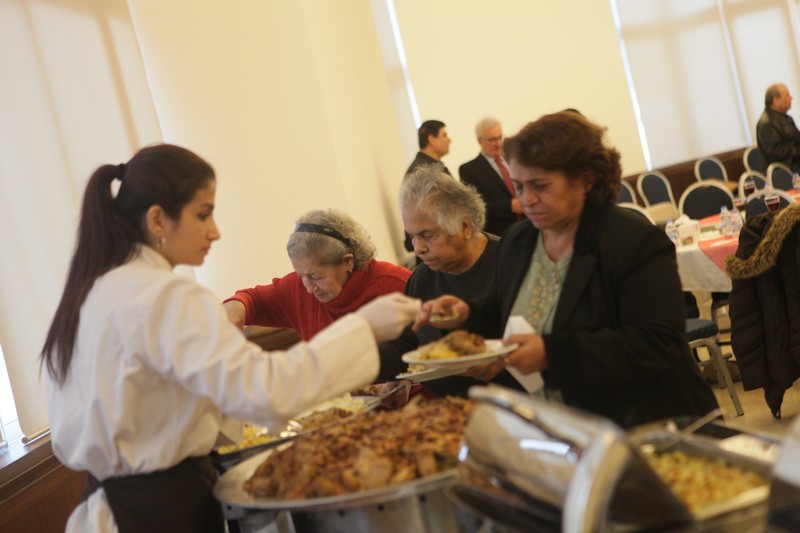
left=510, top=233, right=572, bottom=400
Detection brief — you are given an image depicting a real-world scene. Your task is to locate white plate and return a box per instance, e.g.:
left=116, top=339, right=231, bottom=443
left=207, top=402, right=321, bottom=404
left=401, top=339, right=518, bottom=368
left=395, top=366, right=461, bottom=383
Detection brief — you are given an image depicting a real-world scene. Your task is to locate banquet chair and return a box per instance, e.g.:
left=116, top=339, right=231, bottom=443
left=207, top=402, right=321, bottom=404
left=686, top=319, right=744, bottom=416
left=767, top=162, right=795, bottom=191
left=678, top=181, right=735, bottom=220
left=618, top=202, right=655, bottom=224
left=636, top=171, right=679, bottom=223
left=678, top=181, right=736, bottom=332
left=694, top=156, right=729, bottom=182
left=743, top=145, right=766, bottom=174
left=745, top=189, right=795, bottom=218
left=616, top=180, right=636, bottom=204
left=737, top=170, right=767, bottom=199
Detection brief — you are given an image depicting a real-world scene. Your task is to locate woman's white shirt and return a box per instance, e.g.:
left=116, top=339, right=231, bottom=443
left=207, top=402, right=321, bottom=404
left=47, top=245, right=379, bottom=531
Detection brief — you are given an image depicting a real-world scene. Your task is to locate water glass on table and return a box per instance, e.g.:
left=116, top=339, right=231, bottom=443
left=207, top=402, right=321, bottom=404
left=734, top=198, right=746, bottom=220
left=765, top=194, right=781, bottom=213
left=743, top=178, right=756, bottom=198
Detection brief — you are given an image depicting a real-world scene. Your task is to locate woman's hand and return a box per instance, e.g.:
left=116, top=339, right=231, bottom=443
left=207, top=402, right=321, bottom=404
left=223, top=300, right=246, bottom=330
left=459, top=359, right=506, bottom=382
left=356, top=293, right=422, bottom=342
left=412, top=295, right=469, bottom=331
left=503, top=334, right=548, bottom=374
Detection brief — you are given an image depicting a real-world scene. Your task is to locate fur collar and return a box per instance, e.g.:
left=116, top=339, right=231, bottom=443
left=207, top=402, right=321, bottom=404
left=726, top=203, right=800, bottom=279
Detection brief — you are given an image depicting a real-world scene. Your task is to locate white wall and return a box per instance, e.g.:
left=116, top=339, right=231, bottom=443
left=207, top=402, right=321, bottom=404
left=393, top=0, right=646, bottom=177
left=127, top=0, right=645, bottom=300
left=128, top=0, right=412, bottom=298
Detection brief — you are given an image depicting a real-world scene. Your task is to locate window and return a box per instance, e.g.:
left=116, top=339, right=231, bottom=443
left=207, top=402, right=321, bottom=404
left=0, top=345, right=23, bottom=445
left=613, top=0, right=800, bottom=169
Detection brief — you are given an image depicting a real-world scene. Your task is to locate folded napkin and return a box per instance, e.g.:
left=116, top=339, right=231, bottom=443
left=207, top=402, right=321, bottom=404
left=503, top=316, right=544, bottom=393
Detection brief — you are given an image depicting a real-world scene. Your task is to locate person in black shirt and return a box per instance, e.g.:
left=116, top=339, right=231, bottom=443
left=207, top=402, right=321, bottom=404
left=380, top=164, right=523, bottom=397
left=403, top=120, right=452, bottom=255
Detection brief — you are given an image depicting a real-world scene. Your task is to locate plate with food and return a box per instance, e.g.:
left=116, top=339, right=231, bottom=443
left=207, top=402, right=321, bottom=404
left=401, top=331, right=518, bottom=369
left=395, top=363, right=461, bottom=383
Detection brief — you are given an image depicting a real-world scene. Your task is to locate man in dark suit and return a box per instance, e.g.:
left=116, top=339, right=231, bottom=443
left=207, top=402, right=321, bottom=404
left=459, top=117, right=522, bottom=236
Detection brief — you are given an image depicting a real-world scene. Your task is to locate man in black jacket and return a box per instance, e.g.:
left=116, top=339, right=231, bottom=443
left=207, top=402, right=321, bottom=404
left=756, top=83, right=800, bottom=172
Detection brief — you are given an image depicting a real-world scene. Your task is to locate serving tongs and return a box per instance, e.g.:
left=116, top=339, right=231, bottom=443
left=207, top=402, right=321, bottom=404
left=640, top=407, right=723, bottom=454
left=285, top=382, right=409, bottom=434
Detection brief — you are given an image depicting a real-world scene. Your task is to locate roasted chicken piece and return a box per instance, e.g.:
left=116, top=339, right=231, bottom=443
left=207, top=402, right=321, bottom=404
left=244, top=396, right=473, bottom=499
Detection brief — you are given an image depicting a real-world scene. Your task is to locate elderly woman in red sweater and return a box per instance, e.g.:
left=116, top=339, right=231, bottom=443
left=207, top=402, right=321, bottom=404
left=223, top=209, right=411, bottom=340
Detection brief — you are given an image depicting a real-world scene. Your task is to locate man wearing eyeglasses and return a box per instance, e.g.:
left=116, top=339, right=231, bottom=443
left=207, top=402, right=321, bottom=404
left=459, top=117, right=522, bottom=237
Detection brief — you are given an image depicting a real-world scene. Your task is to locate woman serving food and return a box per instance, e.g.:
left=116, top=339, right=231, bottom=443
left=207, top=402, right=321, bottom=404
left=42, top=144, right=421, bottom=532
left=415, top=112, right=718, bottom=428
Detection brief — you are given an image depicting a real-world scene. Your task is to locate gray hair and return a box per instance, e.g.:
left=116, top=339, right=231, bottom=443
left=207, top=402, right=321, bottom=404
left=474, top=117, right=501, bottom=140
left=287, top=208, right=376, bottom=270
left=399, top=164, right=486, bottom=235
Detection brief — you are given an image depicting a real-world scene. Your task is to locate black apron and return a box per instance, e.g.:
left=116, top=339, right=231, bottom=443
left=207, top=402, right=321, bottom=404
left=82, top=455, right=225, bottom=533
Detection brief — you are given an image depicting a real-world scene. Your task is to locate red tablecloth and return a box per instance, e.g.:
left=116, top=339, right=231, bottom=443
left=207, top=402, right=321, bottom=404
left=697, top=235, right=738, bottom=271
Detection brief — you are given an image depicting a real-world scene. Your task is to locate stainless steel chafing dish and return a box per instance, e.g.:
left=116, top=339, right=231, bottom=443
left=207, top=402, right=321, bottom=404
left=452, top=385, right=781, bottom=532
left=215, top=447, right=462, bottom=533
left=214, top=392, right=470, bottom=533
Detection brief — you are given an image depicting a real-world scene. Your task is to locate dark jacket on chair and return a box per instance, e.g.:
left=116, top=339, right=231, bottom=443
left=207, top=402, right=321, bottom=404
left=726, top=204, right=800, bottom=414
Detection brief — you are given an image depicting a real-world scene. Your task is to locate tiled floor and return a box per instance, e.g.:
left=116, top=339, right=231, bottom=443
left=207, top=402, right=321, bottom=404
left=693, top=293, right=799, bottom=439
left=711, top=369, right=800, bottom=439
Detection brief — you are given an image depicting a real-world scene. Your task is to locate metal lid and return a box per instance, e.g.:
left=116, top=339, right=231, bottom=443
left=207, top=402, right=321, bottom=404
left=459, top=386, right=690, bottom=532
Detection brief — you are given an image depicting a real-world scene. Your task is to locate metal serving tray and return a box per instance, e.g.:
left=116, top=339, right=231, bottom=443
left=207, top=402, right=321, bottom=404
left=456, top=386, right=778, bottom=533
left=214, top=442, right=457, bottom=512
left=215, top=444, right=464, bottom=533
left=628, top=431, right=772, bottom=523
left=211, top=393, right=388, bottom=472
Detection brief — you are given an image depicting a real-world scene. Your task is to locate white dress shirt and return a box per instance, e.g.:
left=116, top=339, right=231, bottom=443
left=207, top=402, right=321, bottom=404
left=47, top=245, right=379, bottom=532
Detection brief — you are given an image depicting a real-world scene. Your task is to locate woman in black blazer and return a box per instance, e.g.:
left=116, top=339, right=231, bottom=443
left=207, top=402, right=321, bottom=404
left=414, top=112, right=718, bottom=428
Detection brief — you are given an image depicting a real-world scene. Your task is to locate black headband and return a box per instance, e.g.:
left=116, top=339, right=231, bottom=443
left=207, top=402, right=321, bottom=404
left=294, top=223, right=350, bottom=246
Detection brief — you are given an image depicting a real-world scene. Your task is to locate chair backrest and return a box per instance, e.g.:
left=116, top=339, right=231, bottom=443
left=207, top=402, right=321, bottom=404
left=745, top=189, right=795, bottom=218
left=737, top=170, right=767, bottom=198
left=678, top=181, right=736, bottom=220
left=617, top=180, right=636, bottom=204
left=694, top=156, right=729, bottom=182
left=743, top=145, right=766, bottom=174
left=618, top=202, right=655, bottom=224
left=636, top=170, right=676, bottom=208
left=767, top=162, right=795, bottom=191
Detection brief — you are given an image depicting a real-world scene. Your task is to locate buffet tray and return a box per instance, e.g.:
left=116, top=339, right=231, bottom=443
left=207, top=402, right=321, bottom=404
left=214, top=443, right=456, bottom=512
left=211, top=394, right=385, bottom=470
left=458, top=388, right=781, bottom=532
left=625, top=419, right=777, bottom=523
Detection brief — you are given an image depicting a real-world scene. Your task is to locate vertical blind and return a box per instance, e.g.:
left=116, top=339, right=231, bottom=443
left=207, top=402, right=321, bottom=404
left=0, top=0, right=161, bottom=437
left=615, top=0, right=800, bottom=169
